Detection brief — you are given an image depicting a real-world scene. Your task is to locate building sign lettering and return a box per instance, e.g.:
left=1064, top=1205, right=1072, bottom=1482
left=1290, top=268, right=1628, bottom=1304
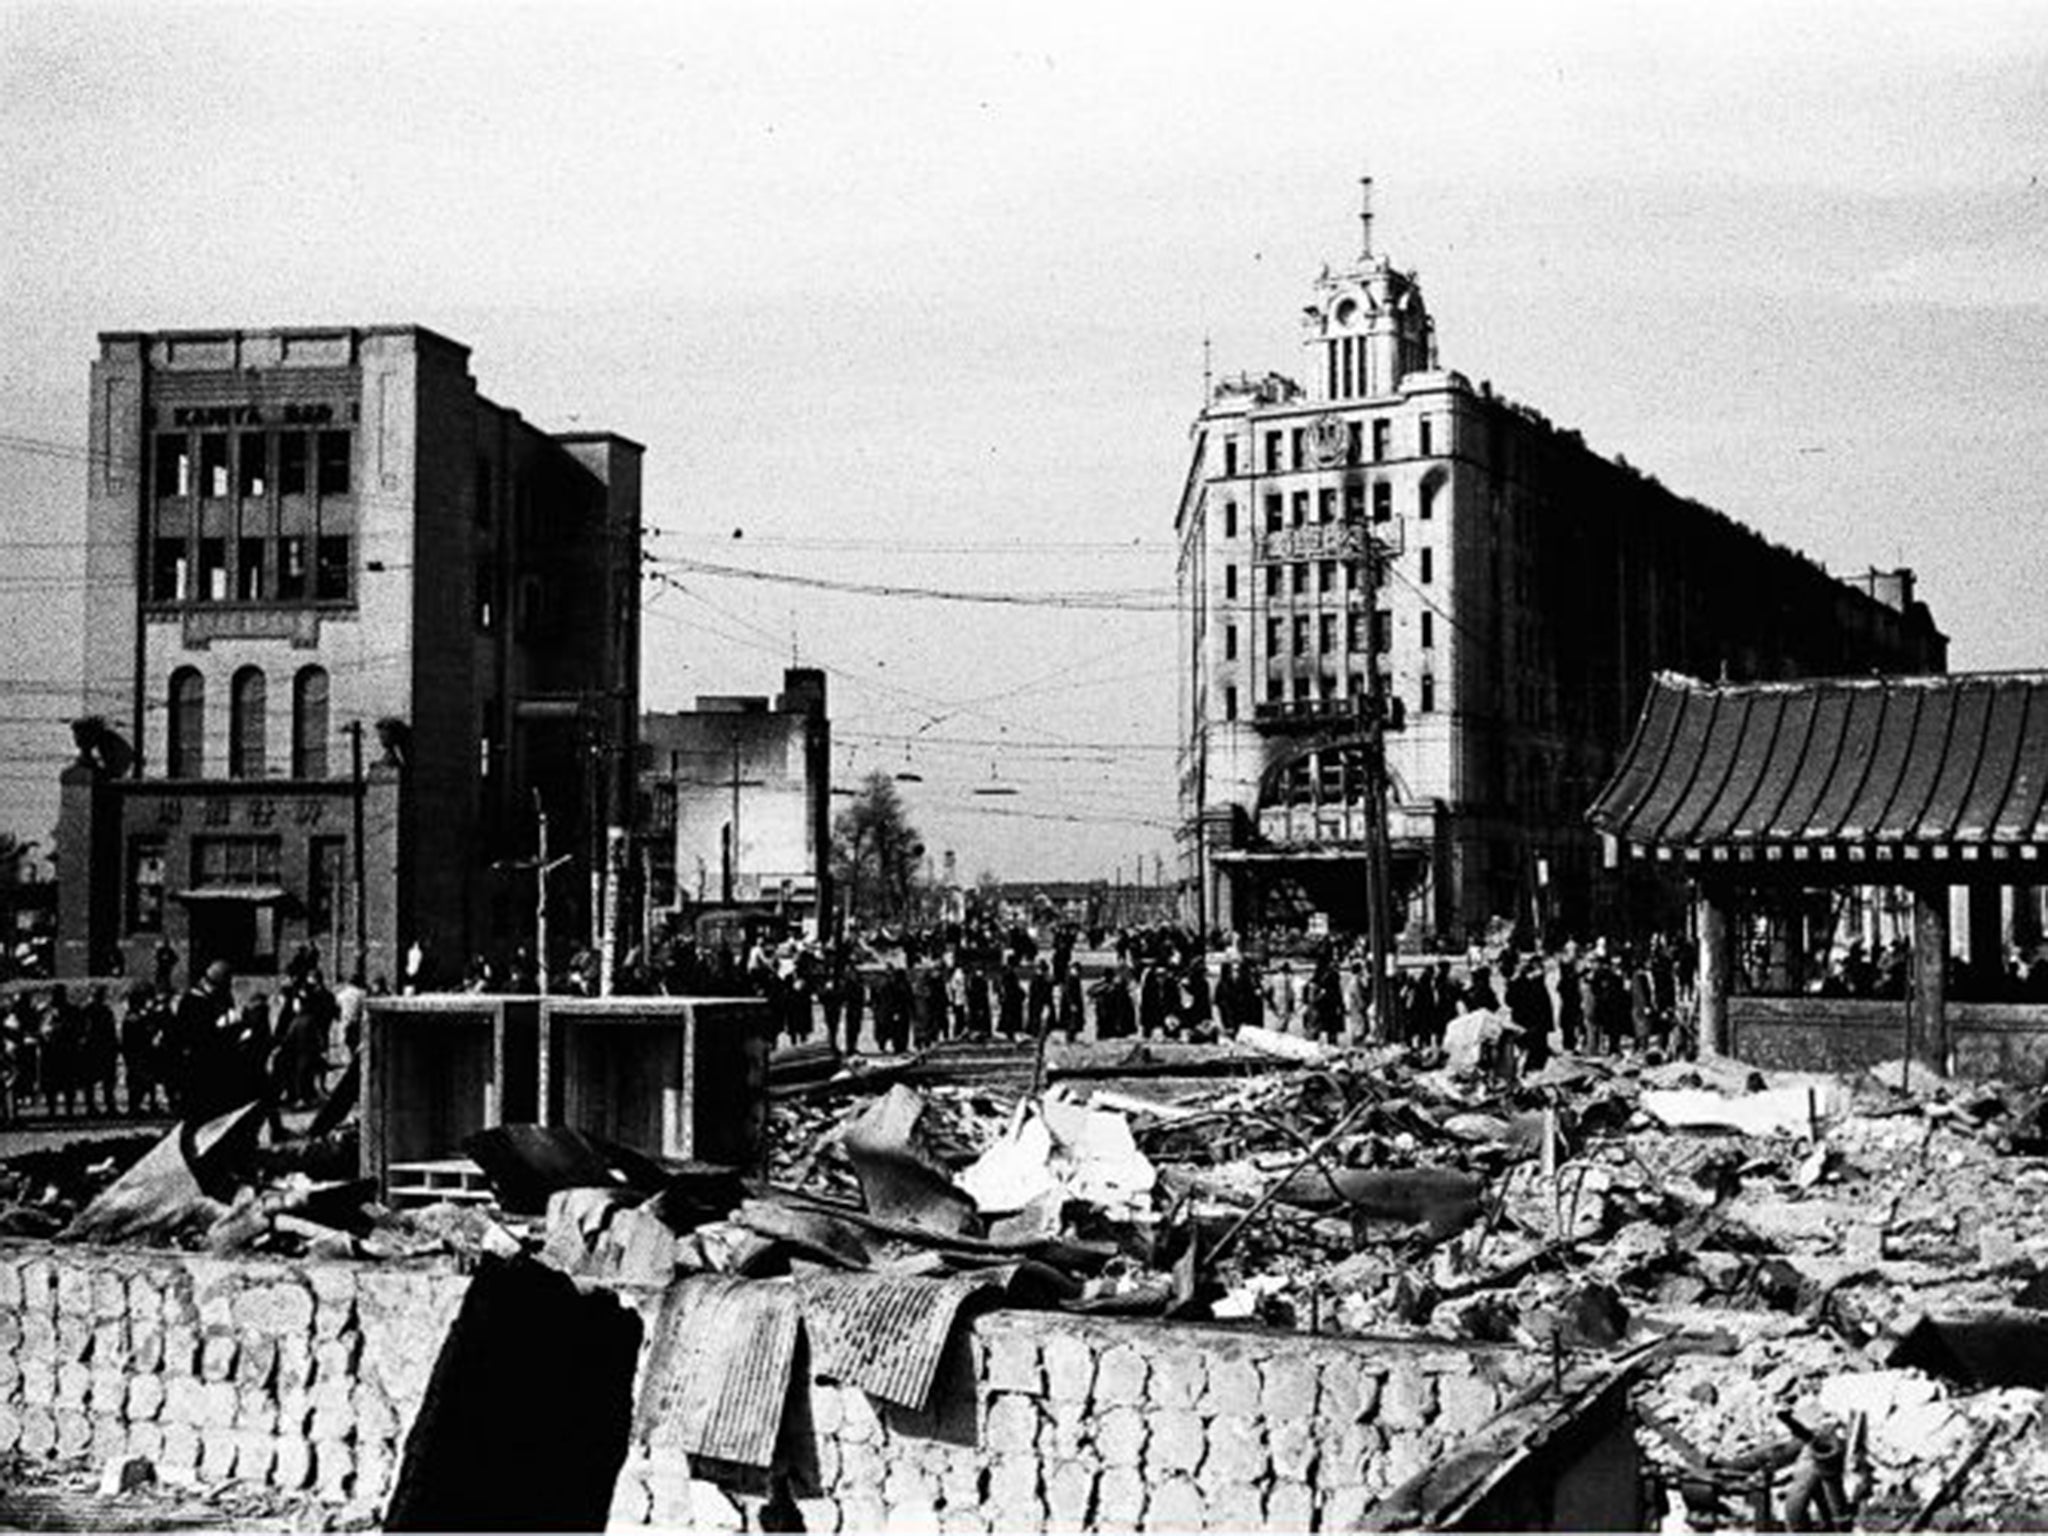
left=1256, top=524, right=1370, bottom=563
left=168, top=402, right=338, bottom=429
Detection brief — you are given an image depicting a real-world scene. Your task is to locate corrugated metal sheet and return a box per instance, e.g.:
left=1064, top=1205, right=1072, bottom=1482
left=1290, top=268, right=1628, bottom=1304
left=635, top=1275, right=801, bottom=1469
left=795, top=1269, right=1011, bottom=1411
left=1588, top=671, right=2048, bottom=849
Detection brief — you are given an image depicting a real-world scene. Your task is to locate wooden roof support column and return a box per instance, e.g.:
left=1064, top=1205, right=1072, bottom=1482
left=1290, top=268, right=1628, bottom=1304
left=1913, top=881, right=1950, bottom=1073
left=1696, top=878, right=1733, bottom=1060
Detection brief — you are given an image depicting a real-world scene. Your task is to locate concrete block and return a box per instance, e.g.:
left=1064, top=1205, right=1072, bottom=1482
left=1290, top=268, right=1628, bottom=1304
left=1093, top=1345, right=1148, bottom=1408
left=55, top=1360, right=90, bottom=1409
left=1199, top=1414, right=1266, bottom=1486
left=128, top=1326, right=163, bottom=1376
left=313, top=1335, right=360, bottom=1386
left=126, top=1420, right=164, bottom=1466
left=1142, top=1475, right=1202, bottom=1532
left=1435, top=1369, right=1499, bottom=1436
left=274, top=1437, right=313, bottom=1493
left=236, top=1386, right=277, bottom=1434
left=91, top=1417, right=129, bottom=1472
left=1043, top=1398, right=1090, bottom=1462
left=1271, top=1416, right=1317, bottom=1482
left=838, top=1437, right=887, bottom=1493
left=305, top=1263, right=357, bottom=1307
left=1267, top=1480, right=1313, bottom=1530
left=932, top=1443, right=981, bottom=1508
left=311, top=1403, right=353, bottom=1445
left=1096, top=1405, right=1147, bottom=1467
left=198, top=1428, right=238, bottom=1484
left=1094, top=1465, right=1146, bottom=1526
left=19, top=1311, right=55, bottom=1362
left=356, top=1435, right=396, bottom=1506
left=234, top=1282, right=315, bottom=1339
left=1043, top=1460, right=1095, bottom=1529
left=125, top=1374, right=164, bottom=1424
left=1319, top=1357, right=1377, bottom=1422
left=984, top=1393, right=1040, bottom=1456
left=1148, top=1347, right=1206, bottom=1411
left=982, top=1327, right=1044, bottom=1396
left=313, top=1298, right=354, bottom=1341
left=276, top=1386, right=311, bottom=1438
left=54, top=1407, right=92, bottom=1459
left=1321, top=1484, right=1373, bottom=1530
left=0, top=1254, right=21, bottom=1310
left=19, top=1359, right=54, bottom=1408
left=812, top=1430, right=841, bottom=1487
left=194, top=1287, right=234, bottom=1336
left=839, top=1385, right=881, bottom=1445
left=56, top=1263, right=93, bottom=1317
left=646, top=1468, right=693, bottom=1527
left=1197, top=1353, right=1261, bottom=1418
left=275, top=1334, right=313, bottom=1392
left=235, top=1333, right=277, bottom=1391
left=313, top=1437, right=353, bottom=1501
left=1042, top=1332, right=1096, bottom=1405
left=987, top=1456, right=1043, bottom=1528
left=56, top=1314, right=93, bottom=1363
left=354, top=1380, right=396, bottom=1443
left=91, top=1320, right=129, bottom=1371
left=18, top=1403, right=57, bottom=1458
left=162, top=1374, right=206, bottom=1427
left=808, top=1381, right=845, bottom=1436
left=1380, top=1362, right=1435, bottom=1430
left=19, top=1257, right=53, bottom=1314
left=89, top=1368, right=126, bottom=1418
left=0, top=1351, right=18, bottom=1400
left=198, top=1381, right=239, bottom=1431
left=91, top=1268, right=127, bottom=1320
left=0, top=1310, right=21, bottom=1353
left=125, top=1272, right=162, bottom=1326
left=0, top=1405, right=19, bottom=1452
left=1380, top=1428, right=1431, bottom=1491
left=161, top=1324, right=200, bottom=1378
left=1319, top=1420, right=1383, bottom=1487
left=881, top=1459, right=938, bottom=1511
left=1206, top=1479, right=1264, bottom=1530
left=1261, top=1354, right=1319, bottom=1420
left=1145, top=1408, right=1203, bottom=1477
left=688, top=1478, right=745, bottom=1532
left=608, top=1468, right=653, bottom=1527
left=233, top=1429, right=276, bottom=1484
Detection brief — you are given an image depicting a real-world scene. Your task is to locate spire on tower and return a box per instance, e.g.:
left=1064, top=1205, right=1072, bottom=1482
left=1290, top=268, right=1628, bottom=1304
left=1359, top=173, right=1374, bottom=261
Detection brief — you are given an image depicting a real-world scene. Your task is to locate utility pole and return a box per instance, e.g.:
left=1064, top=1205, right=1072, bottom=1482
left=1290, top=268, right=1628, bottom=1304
left=522, top=791, right=573, bottom=995
left=1361, top=539, right=1403, bottom=1043
left=729, top=728, right=744, bottom=905
left=347, top=720, right=368, bottom=984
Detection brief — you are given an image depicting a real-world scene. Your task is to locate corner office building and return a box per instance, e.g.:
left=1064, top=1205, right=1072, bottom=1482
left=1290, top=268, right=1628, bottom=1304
left=58, top=326, right=641, bottom=983
left=1176, top=191, right=1948, bottom=948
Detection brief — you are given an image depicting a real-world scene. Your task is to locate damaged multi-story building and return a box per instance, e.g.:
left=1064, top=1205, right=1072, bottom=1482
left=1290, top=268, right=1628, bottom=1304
left=1175, top=184, right=1947, bottom=947
left=56, top=325, right=641, bottom=984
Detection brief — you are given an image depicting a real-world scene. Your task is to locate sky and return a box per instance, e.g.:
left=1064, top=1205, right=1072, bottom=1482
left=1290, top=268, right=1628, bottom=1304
left=1, top=0, right=2044, bottom=882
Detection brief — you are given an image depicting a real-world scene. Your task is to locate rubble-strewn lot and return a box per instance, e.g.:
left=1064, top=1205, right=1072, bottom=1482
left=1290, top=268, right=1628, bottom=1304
left=10, top=1028, right=2048, bottom=1528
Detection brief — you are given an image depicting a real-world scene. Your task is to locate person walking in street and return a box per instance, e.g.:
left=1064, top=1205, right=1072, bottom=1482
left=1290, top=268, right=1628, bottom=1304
left=120, top=983, right=164, bottom=1116
left=81, top=984, right=119, bottom=1116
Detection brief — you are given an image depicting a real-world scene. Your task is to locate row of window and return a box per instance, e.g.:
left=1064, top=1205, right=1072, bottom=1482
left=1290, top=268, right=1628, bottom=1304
left=1219, top=673, right=1437, bottom=721
left=1218, top=477, right=1437, bottom=538
left=1222, top=609, right=1431, bottom=661
left=155, top=430, right=352, bottom=501
left=1218, top=415, right=1435, bottom=477
left=1218, top=545, right=1434, bottom=601
left=150, top=535, right=352, bottom=605
left=128, top=833, right=348, bottom=939
left=165, top=665, right=330, bottom=780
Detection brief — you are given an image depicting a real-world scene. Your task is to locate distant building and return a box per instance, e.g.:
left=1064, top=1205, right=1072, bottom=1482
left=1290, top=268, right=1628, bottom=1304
left=58, top=326, right=641, bottom=983
left=640, top=668, right=830, bottom=937
left=1175, top=186, right=1947, bottom=948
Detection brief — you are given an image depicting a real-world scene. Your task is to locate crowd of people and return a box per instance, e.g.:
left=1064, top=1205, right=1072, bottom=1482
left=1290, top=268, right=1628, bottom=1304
left=0, top=945, right=363, bottom=1127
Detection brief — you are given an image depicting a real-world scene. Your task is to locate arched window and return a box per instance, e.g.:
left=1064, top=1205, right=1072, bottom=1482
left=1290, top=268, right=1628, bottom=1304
left=292, top=666, right=329, bottom=779
left=229, top=666, right=266, bottom=779
left=167, top=668, right=204, bottom=778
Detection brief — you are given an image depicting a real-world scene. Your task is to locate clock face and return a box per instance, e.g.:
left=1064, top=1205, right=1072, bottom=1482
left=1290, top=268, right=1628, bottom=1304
left=1308, top=414, right=1348, bottom=468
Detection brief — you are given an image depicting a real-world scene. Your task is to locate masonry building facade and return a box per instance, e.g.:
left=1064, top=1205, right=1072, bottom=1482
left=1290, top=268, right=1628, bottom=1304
left=58, top=325, right=641, bottom=984
left=1176, top=190, right=1948, bottom=948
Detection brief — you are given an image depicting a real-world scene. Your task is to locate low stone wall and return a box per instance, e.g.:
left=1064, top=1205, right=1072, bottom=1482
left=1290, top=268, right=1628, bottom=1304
left=0, top=1241, right=1556, bottom=1530
left=1730, top=994, right=2048, bottom=1078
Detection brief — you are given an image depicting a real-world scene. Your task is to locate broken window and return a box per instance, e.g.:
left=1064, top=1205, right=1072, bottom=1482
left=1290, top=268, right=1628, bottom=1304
left=151, top=539, right=188, bottom=602
left=1320, top=560, right=1336, bottom=594
left=199, top=538, right=228, bottom=601
left=315, top=536, right=351, bottom=601
left=155, top=435, right=191, bottom=499
left=1319, top=614, right=1335, bottom=653
left=1318, top=489, right=1335, bottom=523
left=1264, top=432, right=1282, bottom=473
left=238, top=433, right=268, bottom=498
left=1373, top=482, right=1393, bottom=523
left=1372, top=419, right=1390, bottom=461
left=1345, top=483, right=1364, bottom=521
left=1266, top=617, right=1283, bottom=655
left=1292, top=615, right=1308, bottom=656
left=237, top=538, right=266, bottom=601
left=1290, top=428, right=1306, bottom=469
left=1265, top=494, right=1283, bottom=533
left=1292, top=563, right=1308, bottom=596
left=317, top=431, right=351, bottom=496
left=1264, top=565, right=1279, bottom=598
left=1291, top=491, right=1308, bottom=528
left=199, top=434, right=230, bottom=498
left=1346, top=422, right=1363, bottom=464
left=279, top=434, right=308, bottom=496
